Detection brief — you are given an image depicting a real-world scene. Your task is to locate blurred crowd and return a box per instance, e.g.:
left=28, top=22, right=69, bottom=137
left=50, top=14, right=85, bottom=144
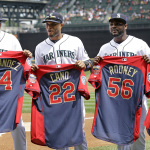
left=120, top=0, right=150, bottom=22
left=63, top=0, right=107, bottom=24
left=39, top=0, right=150, bottom=25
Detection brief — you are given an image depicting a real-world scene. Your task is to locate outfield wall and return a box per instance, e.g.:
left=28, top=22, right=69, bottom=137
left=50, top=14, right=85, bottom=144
left=19, top=28, right=150, bottom=58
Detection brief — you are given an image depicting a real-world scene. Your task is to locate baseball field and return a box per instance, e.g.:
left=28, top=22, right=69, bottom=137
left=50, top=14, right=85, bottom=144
left=1, top=71, right=150, bottom=150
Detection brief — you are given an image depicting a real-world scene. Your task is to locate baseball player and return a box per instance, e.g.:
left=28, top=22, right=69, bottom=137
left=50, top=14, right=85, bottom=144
left=31, top=12, right=92, bottom=150
left=93, top=13, right=150, bottom=150
left=0, top=12, right=32, bottom=150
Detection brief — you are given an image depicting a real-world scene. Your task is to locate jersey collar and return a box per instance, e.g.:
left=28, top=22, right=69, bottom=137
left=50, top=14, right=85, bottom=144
left=110, top=35, right=134, bottom=46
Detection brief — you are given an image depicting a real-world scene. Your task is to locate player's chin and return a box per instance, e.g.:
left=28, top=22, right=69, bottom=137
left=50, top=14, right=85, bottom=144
left=48, top=33, right=54, bottom=38
left=111, top=33, right=119, bottom=37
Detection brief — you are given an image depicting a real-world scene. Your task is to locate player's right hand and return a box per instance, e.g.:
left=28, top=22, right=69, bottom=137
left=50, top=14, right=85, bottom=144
left=31, top=64, right=39, bottom=71
left=143, top=55, right=150, bottom=64
left=93, top=56, right=102, bottom=65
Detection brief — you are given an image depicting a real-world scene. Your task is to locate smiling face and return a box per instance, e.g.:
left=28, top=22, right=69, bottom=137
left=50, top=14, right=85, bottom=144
left=109, top=19, right=127, bottom=38
left=46, top=22, right=63, bottom=40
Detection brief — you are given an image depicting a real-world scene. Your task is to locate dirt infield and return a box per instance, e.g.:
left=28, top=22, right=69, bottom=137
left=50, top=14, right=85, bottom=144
left=0, top=113, right=150, bottom=150
left=0, top=113, right=115, bottom=150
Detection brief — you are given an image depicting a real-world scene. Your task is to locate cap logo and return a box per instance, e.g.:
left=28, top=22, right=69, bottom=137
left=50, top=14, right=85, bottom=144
left=42, top=12, right=63, bottom=23
left=117, top=13, right=121, bottom=18
left=50, top=16, right=56, bottom=19
left=48, top=13, right=56, bottom=19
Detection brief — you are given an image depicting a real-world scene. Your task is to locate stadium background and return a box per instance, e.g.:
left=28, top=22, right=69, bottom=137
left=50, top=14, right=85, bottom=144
left=0, top=0, right=150, bottom=149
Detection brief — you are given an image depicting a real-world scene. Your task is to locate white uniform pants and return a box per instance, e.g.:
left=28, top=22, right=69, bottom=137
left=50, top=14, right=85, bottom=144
left=117, top=95, right=147, bottom=150
left=11, top=116, right=27, bottom=150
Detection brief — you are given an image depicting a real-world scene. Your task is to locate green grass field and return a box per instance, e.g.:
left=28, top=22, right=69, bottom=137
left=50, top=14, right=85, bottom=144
left=22, top=70, right=150, bottom=149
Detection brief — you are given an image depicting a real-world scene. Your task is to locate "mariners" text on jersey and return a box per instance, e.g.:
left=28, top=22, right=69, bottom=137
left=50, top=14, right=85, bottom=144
left=43, top=50, right=75, bottom=64
left=105, top=52, right=137, bottom=57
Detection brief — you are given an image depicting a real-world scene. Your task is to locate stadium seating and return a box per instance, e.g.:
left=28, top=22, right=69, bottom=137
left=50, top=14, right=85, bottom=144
left=36, top=0, right=150, bottom=27
left=119, top=0, right=150, bottom=24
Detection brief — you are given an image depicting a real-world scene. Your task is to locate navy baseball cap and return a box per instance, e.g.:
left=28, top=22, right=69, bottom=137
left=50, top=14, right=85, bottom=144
left=109, top=13, right=127, bottom=24
left=42, top=12, right=63, bottom=23
left=0, top=12, right=7, bottom=22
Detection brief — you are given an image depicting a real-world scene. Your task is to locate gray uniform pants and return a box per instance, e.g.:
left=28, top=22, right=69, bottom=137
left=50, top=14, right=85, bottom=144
left=11, top=116, right=27, bottom=150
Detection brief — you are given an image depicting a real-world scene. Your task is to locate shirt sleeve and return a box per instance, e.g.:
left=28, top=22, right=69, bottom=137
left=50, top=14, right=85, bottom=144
left=12, top=35, right=23, bottom=51
left=97, top=44, right=105, bottom=57
left=35, top=45, right=44, bottom=65
left=143, top=42, right=150, bottom=58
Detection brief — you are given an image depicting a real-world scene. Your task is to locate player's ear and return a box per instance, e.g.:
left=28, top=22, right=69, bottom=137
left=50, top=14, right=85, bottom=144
left=125, top=24, right=128, bottom=29
left=60, top=23, right=63, bottom=28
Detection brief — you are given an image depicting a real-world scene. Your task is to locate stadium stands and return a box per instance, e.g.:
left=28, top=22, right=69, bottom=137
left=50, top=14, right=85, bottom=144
left=119, top=0, right=150, bottom=24
left=37, top=0, right=149, bottom=26
left=38, top=0, right=108, bottom=25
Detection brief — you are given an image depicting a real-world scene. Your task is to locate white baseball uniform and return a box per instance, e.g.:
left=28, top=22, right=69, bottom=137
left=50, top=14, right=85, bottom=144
left=35, top=33, right=90, bottom=150
left=97, top=35, right=150, bottom=150
left=0, top=30, right=26, bottom=150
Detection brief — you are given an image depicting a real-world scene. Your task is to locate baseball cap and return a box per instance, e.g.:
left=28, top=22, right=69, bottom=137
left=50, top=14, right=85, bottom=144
left=0, top=12, right=7, bottom=22
left=109, top=13, right=127, bottom=24
left=42, top=12, right=63, bottom=23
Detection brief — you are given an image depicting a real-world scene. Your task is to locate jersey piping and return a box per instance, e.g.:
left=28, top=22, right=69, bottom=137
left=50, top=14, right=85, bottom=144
left=122, top=36, right=134, bottom=51
left=0, top=31, right=5, bottom=42
left=59, top=35, right=69, bottom=64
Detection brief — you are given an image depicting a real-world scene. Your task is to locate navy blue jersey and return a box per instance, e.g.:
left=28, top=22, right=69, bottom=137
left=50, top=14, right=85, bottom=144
left=88, top=56, right=150, bottom=145
left=30, top=64, right=90, bottom=149
left=0, top=51, right=32, bottom=133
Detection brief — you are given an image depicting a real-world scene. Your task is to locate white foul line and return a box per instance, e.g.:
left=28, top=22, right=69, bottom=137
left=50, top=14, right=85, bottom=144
left=23, top=117, right=94, bottom=132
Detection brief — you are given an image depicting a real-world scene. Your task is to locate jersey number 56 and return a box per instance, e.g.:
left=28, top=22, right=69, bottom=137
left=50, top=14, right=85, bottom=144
left=107, top=77, right=134, bottom=99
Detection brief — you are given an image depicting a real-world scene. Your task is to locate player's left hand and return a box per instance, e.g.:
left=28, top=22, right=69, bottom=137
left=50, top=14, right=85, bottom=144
left=93, top=56, right=102, bottom=65
left=23, top=49, right=32, bottom=58
left=143, top=55, right=150, bottom=64
left=75, top=60, right=86, bottom=70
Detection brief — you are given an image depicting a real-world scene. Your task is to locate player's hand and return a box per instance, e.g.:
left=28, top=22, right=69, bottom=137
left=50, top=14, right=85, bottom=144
left=143, top=55, right=150, bottom=64
left=23, top=49, right=32, bottom=58
left=75, top=60, right=86, bottom=70
left=93, top=56, right=102, bottom=65
left=31, top=64, right=39, bottom=71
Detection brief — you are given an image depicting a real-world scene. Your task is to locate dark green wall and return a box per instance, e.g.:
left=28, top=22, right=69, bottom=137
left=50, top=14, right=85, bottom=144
left=19, top=28, right=150, bottom=58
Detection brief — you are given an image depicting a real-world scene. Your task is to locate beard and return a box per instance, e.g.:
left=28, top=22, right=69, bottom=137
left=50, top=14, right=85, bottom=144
left=49, top=29, right=60, bottom=38
left=110, top=29, right=125, bottom=37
